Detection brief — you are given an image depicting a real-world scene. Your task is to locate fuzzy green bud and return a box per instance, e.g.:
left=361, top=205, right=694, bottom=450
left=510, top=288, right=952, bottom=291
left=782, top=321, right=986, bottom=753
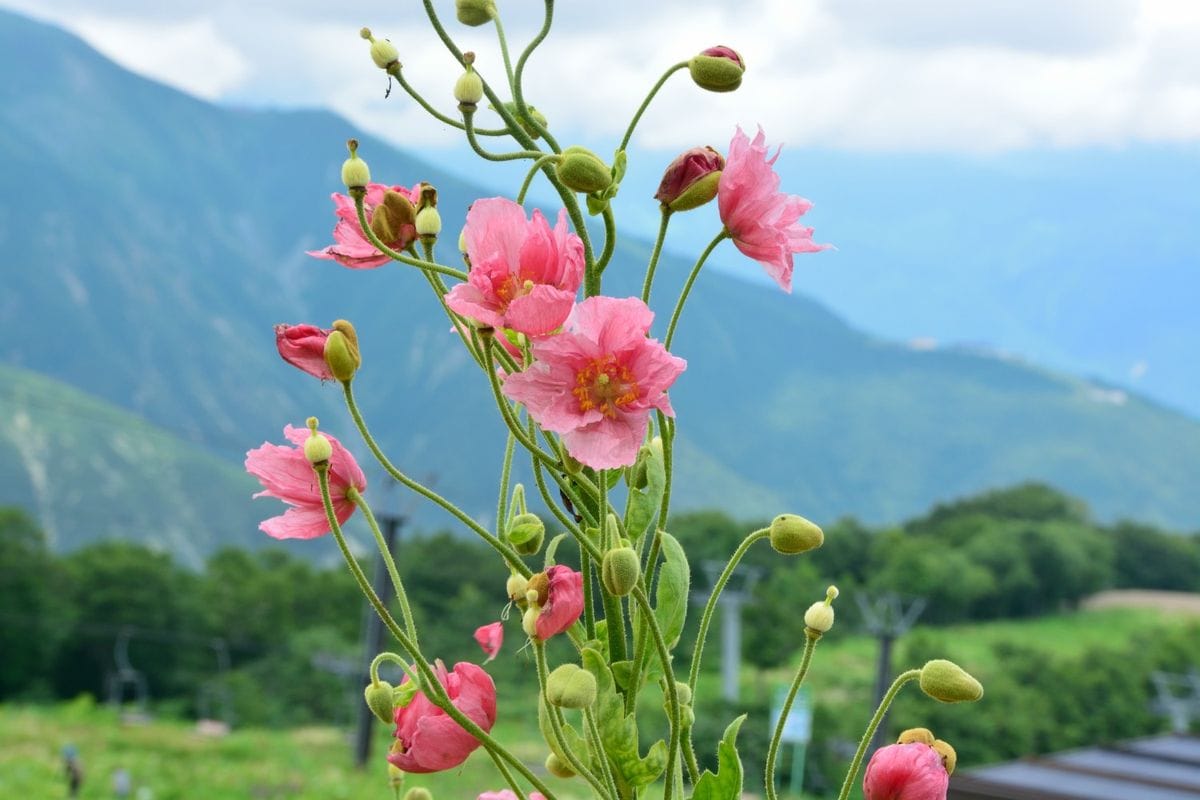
left=324, top=328, right=359, bottom=383
left=455, top=55, right=484, bottom=108
left=522, top=605, right=539, bottom=638
left=769, top=513, right=824, bottom=555
left=341, top=139, right=370, bottom=191
left=304, top=429, right=333, bottom=465
left=402, top=789, right=433, bottom=800
left=545, top=752, right=575, bottom=778
left=688, top=46, right=745, bottom=92
left=360, top=28, right=400, bottom=70
left=546, top=664, right=597, bottom=709
left=555, top=146, right=613, bottom=194
left=804, top=585, right=839, bottom=634
left=673, top=681, right=693, bottom=707
left=919, top=659, right=983, bottom=703
left=932, top=739, right=957, bottom=775
left=897, top=727, right=935, bottom=745
left=508, top=513, right=545, bottom=555
left=363, top=680, right=395, bottom=724
left=455, top=0, right=496, bottom=26
left=415, top=206, right=441, bottom=240
left=601, top=547, right=641, bottom=597
left=506, top=572, right=529, bottom=605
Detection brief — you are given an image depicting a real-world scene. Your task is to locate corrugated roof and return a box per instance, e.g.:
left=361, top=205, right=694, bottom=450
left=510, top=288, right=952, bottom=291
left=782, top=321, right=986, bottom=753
left=948, top=734, right=1200, bottom=800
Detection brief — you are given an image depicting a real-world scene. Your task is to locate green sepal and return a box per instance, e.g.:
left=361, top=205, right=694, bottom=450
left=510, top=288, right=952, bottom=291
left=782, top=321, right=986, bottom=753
left=543, top=532, right=568, bottom=567
left=586, top=193, right=609, bottom=216
left=605, top=468, right=623, bottom=490
left=581, top=647, right=667, bottom=788
left=689, top=715, right=746, bottom=800
left=612, top=149, right=628, bottom=184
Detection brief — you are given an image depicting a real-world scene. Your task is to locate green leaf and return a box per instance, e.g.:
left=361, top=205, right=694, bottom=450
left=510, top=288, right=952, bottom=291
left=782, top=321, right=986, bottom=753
left=581, top=647, right=667, bottom=789
left=612, top=149, right=628, bottom=183
left=625, top=437, right=666, bottom=543
left=544, top=532, right=568, bottom=567
left=611, top=659, right=633, bottom=690
left=538, top=694, right=588, bottom=766
left=689, top=715, right=746, bottom=800
left=586, top=193, right=609, bottom=216
left=654, top=531, right=690, bottom=649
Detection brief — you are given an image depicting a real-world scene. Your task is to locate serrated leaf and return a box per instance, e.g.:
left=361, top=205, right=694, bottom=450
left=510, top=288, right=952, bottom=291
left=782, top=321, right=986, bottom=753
left=581, top=648, right=667, bottom=789
left=689, top=715, right=746, bottom=800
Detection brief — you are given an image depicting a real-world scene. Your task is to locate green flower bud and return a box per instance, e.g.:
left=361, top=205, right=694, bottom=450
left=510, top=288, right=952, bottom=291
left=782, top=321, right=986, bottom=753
left=932, top=739, right=957, bottom=775
left=388, top=763, right=404, bottom=793
left=546, top=663, right=597, bottom=709
left=673, top=681, right=693, bottom=707
left=508, top=513, right=545, bottom=555
left=492, top=102, right=548, bottom=139
left=522, top=605, right=539, bottom=639
left=555, top=146, right=613, bottom=194
left=402, top=789, right=433, bottom=800
left=804, top=586, right=839, bottom=634
left=688, top=46, right=745, bottom=92
left=363, top=679, right=395, bottom=724
left=360, top=28, right=400, bottom=70
left=897, top=727, right=935, bottom=745
left=506, top=572, right=529, bottom=605
left=416, top=206, right=442, bottom=239
left=455, top=0, right=496, bottom=26
left=455, top=56, right=484, bottom=108
left=545, top=752, right=576, bottom=778
left=304, top=430, right=332, bottom=465
left=681, top=704, right=696, bottom=727
left=340, top=139, right=370, bottom=191
left=601, top=547, right=641, bottom=597
left=458, top=227, right=468, bottom=254
left=919, top=659, right=984, bottom=703
left=323, top=328, right=360, bottom=383
left=769, top=513, right=824, bottom=555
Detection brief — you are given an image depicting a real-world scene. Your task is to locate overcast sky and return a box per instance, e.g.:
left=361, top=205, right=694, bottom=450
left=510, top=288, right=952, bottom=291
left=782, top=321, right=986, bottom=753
left=4, top=0, right=1199, bottom=156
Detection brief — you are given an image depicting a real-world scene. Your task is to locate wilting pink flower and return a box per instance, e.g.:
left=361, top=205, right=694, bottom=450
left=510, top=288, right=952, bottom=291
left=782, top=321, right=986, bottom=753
left=390, top=661, right=497, bottom=774
left=445, top=197, right=584, bottom=337
left=307, top=182, right=423, bottom=269
left=718, top=126, right=828, bottom=293
left=244, top=425, right=366, bottom=540
left=864, top=743, right=949, bottom=800
left=474, top=622, right=503, bottom=662
left=654, top=146, right=725, bottom=211
left=535, top=566, right=585, bottom=640
left=502, top=296, right=686, bottom=469
left=478, top=792, right=547, bottom=800
left=274, top=323, right=334, bottom=381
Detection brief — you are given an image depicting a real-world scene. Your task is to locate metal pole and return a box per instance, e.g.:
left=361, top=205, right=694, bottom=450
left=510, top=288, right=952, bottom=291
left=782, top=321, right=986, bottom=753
left=869, top=632, right=894, bottom=754
left=353, top=513, right=402, bottom=768
left=721, top=594, right=742, bottom=702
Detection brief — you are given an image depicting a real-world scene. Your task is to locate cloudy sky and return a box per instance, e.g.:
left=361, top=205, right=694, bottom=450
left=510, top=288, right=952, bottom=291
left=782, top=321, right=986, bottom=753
left=3, top=0, right=1199, bottom=155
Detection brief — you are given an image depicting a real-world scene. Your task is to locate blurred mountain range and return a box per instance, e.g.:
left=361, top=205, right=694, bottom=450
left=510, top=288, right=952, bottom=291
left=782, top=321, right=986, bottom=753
left=1, top=9, right=1197, bottom=564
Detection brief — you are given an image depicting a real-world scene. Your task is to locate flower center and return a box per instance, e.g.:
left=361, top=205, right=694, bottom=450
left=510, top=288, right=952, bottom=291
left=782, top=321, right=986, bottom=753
left=495, top=277, right=536, bottom=308
left=572, top=356, right=638, bottom=418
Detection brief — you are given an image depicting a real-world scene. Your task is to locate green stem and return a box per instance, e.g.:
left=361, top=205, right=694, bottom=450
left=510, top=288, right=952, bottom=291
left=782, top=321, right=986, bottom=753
left=484, top=748, right=529, bottom=800
left=347, top=486, right=417, bottom=644
left=534, top=642, right=613, bottom=800
left=464, top=110, right=543, bottom=161
left=583, top=706, right=622, bottom=800
left=641, top=208, right=672, bottom=304
left=492, top=15, right=518, bottom=95
left=765, top=631, right=821, bottom=800
left=419, top=267, right=483, bottom=369
left=517, top=154, right=561, bottom=204
left=835, top=669, right=922, bottom=800
left=682, top=733, right=701, bottom=786
left=618, top=62, right=688, bottom=153
left=596, top=205, right=617, bottom=277
left=341, top=381, right=530, bottom=577
left=664, top=230, right=728, bottom=350
left=482, top=340, right=561, bottom=469
left=352, top=196, right=468, bottom=281
left=369, top=651, right=422, bottom=688
left=687, top=528, right=770, bottom=691
left=631, top=586, right=682, bottom=800
left=391, top=66, right=509, bottom=136
left=655, top=413, right=674, bottom=531
left=496, top=432, right=516, bottom=540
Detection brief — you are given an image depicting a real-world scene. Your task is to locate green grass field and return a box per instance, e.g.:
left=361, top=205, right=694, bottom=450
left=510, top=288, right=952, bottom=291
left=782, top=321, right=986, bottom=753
left=1, top=606, right=1189, bottom=799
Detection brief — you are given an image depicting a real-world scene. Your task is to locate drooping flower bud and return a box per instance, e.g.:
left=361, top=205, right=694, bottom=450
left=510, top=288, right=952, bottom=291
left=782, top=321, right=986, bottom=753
left=769, top=513, right=824, bottom=555
left=804, top=585, right=839, bottom=634
left=601, top=547, right=641, bottom=597
left=323, top=321, right=361, bottom=383
left=304, top=417, right=333, bottom=465
left=919, top=660, right=984, bottom=703
left=545, top=752, right=576, bottom=778
left=508, top=513, right=545, bottom=556
left=932, top=740, right=957, bottom=776
left=654, top=146, right=725, bottom=211
left=455, top=52, right=485, bottom=109
left=360, top=28, right=400, bottom=71
left=455, top=0, right=496, bottom=26
left=363, top=679, right=396, bottom=724
left=555, top=146, right=613, bottom=194
left=897, top=727, right=935, bottom=745
left=341, top=139, right=371, bottom=191
left=546, top=663, right=597, bottom=709
left=688, top=46, right=745, bottom=92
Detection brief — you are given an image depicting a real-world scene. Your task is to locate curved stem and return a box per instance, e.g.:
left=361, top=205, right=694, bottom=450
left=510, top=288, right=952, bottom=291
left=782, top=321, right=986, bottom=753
left=341, top=381, right=530, bottom=577
left=531, top=458, right=597, bottom=640
left=682, top=733, right=701, bottom=786
left=513, top=1, right=555, bottom=136
left=369, top=651, right=422, bottom=688
left=583, top=706, right=622, bottom=800
left=835, top=669, right=923, bottom=800
left=765, top=631, right=821, bottom=800
left=641, top=207, right=672, bottom=304
left=517, top=154, right=562, bottom=205
left=618, top=62, right=688, bottom=153
left=687, top=528, right=770, bottom=691
left=391, top=67, right=508, bottom=135
left=348, top=486, right=417, bottom=644
left=596, top=205, right=617, bottom=277
left=492, top=15, right=518, bottom=95
left=664, top=230, right=728, bottom=350
left=632, top=586, right=682, bottom=800
left=482, top=340, right=562, bottom=469
left=419, top=267, right=483, bottom=369
left=534, top=642, right=614, bottom=800
left=464, top=110, right=544, bottom=161
left=353, top=196, right=468, bottom=281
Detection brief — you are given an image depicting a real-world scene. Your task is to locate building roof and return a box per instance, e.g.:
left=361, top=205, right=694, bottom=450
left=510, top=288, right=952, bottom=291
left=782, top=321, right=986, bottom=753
left=948, top=734, right=1200, bottom=800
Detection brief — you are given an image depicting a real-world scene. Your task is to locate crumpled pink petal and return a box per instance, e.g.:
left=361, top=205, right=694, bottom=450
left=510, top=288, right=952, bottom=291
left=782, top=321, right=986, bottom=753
left=389, top=661, right=497, bottom=774
left=864, top=743, right=950, bottom=800
left=307, top=183, right=423, bottom=270
left=474, top=622, right=504, bottom=662
left=274, top=323, right=334, bottom=381
left=534, top=566, right=584, bottom=640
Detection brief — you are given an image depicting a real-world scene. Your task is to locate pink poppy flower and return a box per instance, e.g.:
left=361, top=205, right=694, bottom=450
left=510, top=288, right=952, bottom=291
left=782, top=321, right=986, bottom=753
left=501, top=296, right=686, bottom=469
left=274, top=323, right=334, bottom=381
left=307, top=182, right=423, bottom=269
left=535, top=565, right=585, bottom=641
left=389, top=661, right=497, bottom=774
left=244, top=425, right=366, bottom=540
left=445, top=197, right=584, bottom=337
left=478, top=792, right=546, bottom=800
left=474, top=622, right=503, bottom=662
left=718, top=126, right=828, bottom=293
left=864, top=743, right=950, bottom=800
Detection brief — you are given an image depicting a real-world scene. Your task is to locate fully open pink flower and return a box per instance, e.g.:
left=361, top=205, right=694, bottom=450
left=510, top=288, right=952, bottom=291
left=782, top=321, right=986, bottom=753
left=274, top=323, right=334, bottom=381
left=718, top=126, right=828, bottom=293
left=534, top=565, right=585, bottom=640
left=389, top=661, right=497, bottom=774
left=244, top=425, right=366, bottom=540
left=474, top=622, right=503, bottom=662
left=307, top=182, right=423, bottom=269
left=478, top=792, right=547, bottom=800
left=864, top=743, right=950, bottom=800
left=502, top=296, right=686, bottom=469
left=445, top=197, right=584, bottom=337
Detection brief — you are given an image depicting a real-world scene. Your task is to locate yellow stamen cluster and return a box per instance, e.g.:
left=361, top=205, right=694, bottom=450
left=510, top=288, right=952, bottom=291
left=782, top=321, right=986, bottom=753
left=573, top=356, right=638, bottom=417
